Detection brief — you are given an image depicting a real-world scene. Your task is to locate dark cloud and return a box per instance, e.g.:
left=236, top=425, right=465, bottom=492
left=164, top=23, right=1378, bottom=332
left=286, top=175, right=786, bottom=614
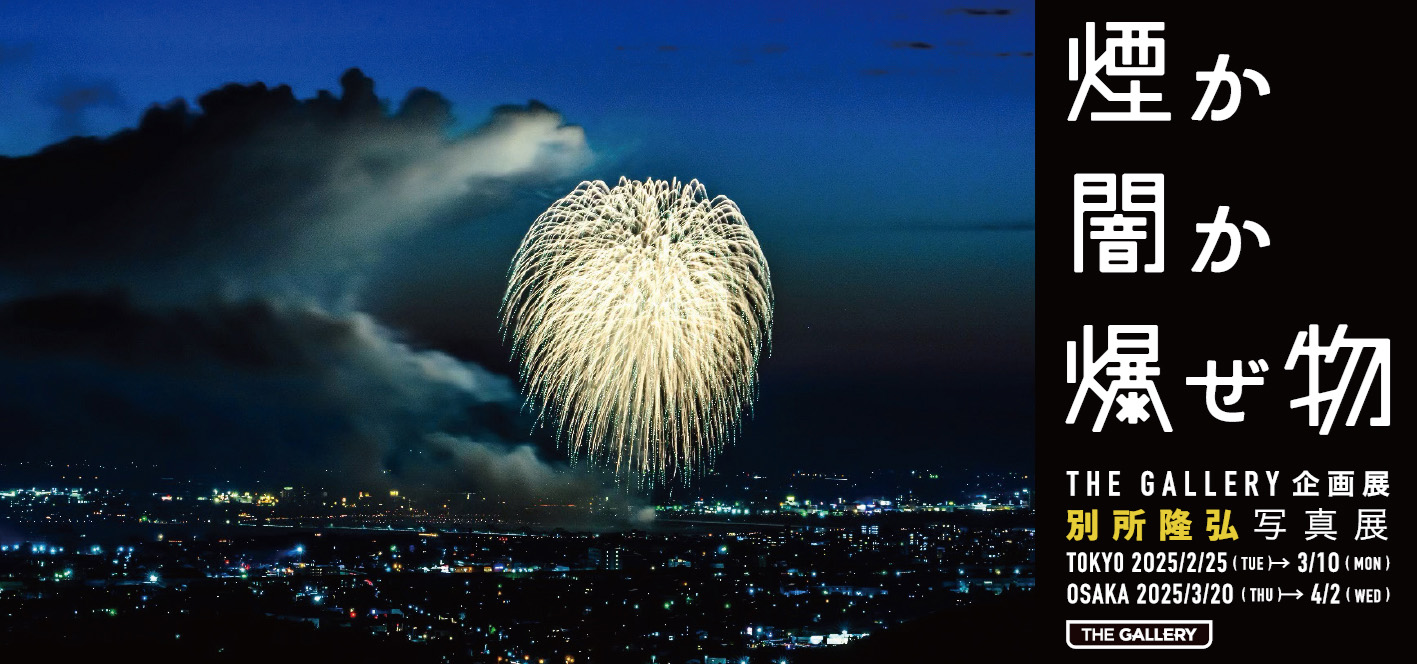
left=657, top=45, right=678, bottom=52
left=40, top=78, right=125, bottom=138
left=946, top=8, right=1014, bottom=16
left=0, top=291, right=514, bottom=476
left=760, top=44, right=789, bottom=55
left=891, top=41, right=935, bottom=50
left=0, top=70, right=639, bottom=522
left=1, top=68, right=589, bottom=300
left=0, top=290, right=649, bottom=526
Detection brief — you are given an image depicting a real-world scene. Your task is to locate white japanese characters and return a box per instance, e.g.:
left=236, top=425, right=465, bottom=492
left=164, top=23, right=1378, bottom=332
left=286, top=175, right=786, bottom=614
left=1073, top=175, right=1270, bottom=274
left=1193, top=54, right=1270, bottom=121
left=1186, top=359, right=1267, bottom=422
left=1069, top=22, right=1169, bottom=121
left=1066, top=325, right=1172, bottom=432
left=1192, top=206, right=1270, bottom=273
left=1062, top=325, right=1391, bottom=431
left=1285, top=325, right=1390, bottom=435
left=1074, top=174, right=1163, bottom=273
left=1068, top=22, right=1269, bottom=122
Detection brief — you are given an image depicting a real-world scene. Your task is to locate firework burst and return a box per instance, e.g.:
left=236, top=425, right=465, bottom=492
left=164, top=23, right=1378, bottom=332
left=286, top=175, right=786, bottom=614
left=501, top=177, right=773, bottom=486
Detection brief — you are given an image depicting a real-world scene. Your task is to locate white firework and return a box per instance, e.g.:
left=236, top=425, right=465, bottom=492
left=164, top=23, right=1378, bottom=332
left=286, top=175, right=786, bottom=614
left=501, top=177, right=773, bottom=486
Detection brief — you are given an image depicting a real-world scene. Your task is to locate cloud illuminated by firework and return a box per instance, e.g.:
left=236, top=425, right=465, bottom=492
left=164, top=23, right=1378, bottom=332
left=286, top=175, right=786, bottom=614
left=501, top=177, right=773, bottom=486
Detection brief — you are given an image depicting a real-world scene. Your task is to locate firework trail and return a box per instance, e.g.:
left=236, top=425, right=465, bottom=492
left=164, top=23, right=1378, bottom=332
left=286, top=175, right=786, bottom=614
left=501, top=177, right=773, bottom=486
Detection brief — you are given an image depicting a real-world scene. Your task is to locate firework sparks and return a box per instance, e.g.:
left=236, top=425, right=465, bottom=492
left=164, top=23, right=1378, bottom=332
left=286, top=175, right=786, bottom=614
left=501, top=177, right=773, bottom=486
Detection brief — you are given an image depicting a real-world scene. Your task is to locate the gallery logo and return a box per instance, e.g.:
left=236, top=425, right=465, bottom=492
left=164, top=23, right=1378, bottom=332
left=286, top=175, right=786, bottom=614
left=1066, top=619, right=1213, bottom=649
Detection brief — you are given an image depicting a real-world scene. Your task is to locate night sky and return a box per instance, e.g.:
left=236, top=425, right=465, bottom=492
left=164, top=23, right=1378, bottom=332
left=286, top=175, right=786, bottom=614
left=0, top=1, right=1034, bottom=493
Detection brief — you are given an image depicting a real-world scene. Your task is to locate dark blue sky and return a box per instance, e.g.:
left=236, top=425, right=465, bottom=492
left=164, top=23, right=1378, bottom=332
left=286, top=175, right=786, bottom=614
left=1, top=1, right=1032, bottom=223
left=0, top=1, right=1033, bottom=484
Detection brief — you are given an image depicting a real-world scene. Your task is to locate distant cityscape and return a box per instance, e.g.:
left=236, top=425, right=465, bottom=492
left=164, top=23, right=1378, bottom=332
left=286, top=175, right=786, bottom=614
left=0, top=462, right=1033, bottom=661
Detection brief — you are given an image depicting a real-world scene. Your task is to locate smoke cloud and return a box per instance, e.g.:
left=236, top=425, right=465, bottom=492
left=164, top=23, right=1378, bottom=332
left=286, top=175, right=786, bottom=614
left=425, top=434, right=656, bottom=528
left=1, top=68, right=589, bottom=301
left=0, top=69, right=650, bottom=527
